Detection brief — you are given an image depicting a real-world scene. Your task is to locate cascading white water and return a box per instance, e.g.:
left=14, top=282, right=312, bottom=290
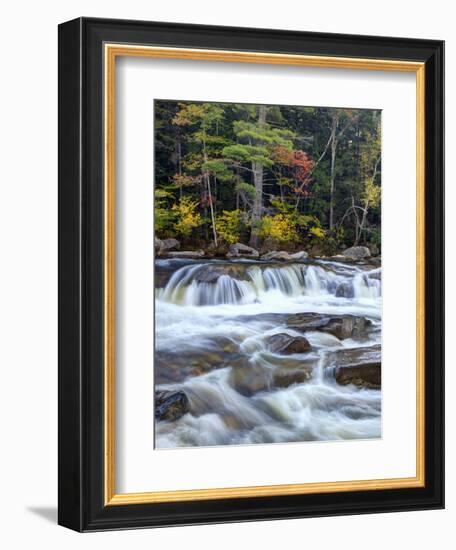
left=155, top=258, right=382, bottom=448
left=353, top=272, right=381, bottom=299
left=261, top=264, right=305, bottom=296
left=157, top=261, right=381, bottom=307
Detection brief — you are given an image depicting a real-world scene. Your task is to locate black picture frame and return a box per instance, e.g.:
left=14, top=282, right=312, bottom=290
left=58, top=17, right=444, bottom=532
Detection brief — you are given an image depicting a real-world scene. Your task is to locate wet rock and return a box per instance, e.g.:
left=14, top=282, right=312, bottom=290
left=194, top=264, right=250, bottom=283
left=166, top=250, right=205, bottom=258
left=227, top=243, right=259, bottom=259
left=368, top=268, right=382, bottom=281
left=273, top=367, right=312, bottom=388
left=229, top=354, right=315, bottom=395
left=335, top=281, right=354, bottom=298
left=260, top=251, right=293, bottom=261
left=229, top=363, right=272, bottom=396
left=154, top=259, right=186, bottom=287
left=286, top=312, right=333, bottom=332
left=323, top=316, right=372, bottom=339
left=343, top=246, right=371, bottom=261
left=326, top=345, right=381, bottom=389
left=155, top=390, right=189, bottom=421
left=261, top=250, right=309, bottom=262
left=222, top=413, right=245, bottom=430
left=154, top=269, right=172, bottom=288
left=286, top=313, right=372, bottom=340
left=325, top=254, right=354, bottom=263
left=290, top=250, right=309, bottom=261
left=155, top=338, right=240, bottom=384
left=267, top=333, right=312, bottom=354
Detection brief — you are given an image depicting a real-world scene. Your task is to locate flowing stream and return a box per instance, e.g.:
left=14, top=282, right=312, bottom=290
left=154, top=258, right=382, bottom=448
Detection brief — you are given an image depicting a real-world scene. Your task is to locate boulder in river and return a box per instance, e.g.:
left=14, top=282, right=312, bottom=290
left=260, top=250, right=308, bottom=261
left=286, top=313, right=372, bottom=340
left=227, top=242, right=259, bottom=259
left=166, top=250, right=205, bottom=258
left=194, top=264, right=250, bottom=283
left=260, top=251, right=293, bottom=261
left=155, top=337, right=240, bottom=384
left=155, top=237, right=180, bottom=256
left=323, top=316, right=372, bottom=339
left=267, top=333, right=312, bottom=354
left=229, top=363, right=271, bottom=396
left=161, top=238, right=180, bottom=251
left=229, top=357, right=314, bottom=395
left=343, top=246, right=371, bottom=261
left=289, top=250, right=309, bottom=260
left=326, top=345, right=381, bottom=389
left=273, top=366, right=312, bottom=388
left=335, top=281, right=354, bottom=298
left=155, top=390, right=190, bottom=421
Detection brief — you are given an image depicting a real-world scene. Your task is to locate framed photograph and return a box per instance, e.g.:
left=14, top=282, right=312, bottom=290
left=58, top=17, right=444, bottom=531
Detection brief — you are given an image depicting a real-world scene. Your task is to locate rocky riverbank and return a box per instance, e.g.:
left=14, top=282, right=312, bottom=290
left=155, top=237, right=380, bottom=264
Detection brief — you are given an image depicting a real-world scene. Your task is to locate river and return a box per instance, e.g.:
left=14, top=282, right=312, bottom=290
left=154, top=257, right=382, bottom=448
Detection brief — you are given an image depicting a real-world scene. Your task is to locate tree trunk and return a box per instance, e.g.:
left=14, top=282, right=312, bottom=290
left=177, top=137, right=182, bottom=199
left=206, top=174, right=218, bottom=246
left=329, top=114, right=338, bottom=231
left=202, top=140, right=218, bottom=246
left=355, top=201, right=369, bottom=246
left=249, top=105, right=267, bottom=248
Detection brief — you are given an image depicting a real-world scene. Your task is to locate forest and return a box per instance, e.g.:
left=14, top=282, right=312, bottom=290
left=154, top=100, right=381, bottom=256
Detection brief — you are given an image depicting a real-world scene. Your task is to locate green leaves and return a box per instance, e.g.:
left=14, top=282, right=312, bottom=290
left=215, top=209, right=246, bottom=244
left=232, top=121, right=295, bottom=148
left=235, top=181, right=256, bottom=198
left=202, top=160, right=233, bottom=182
left=223, top=144, right=269, bottom=162
left=154, top=99, right=382, bottom=250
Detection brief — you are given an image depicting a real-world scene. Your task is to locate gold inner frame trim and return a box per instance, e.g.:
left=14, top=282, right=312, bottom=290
left=104, top=44, right=426, bottom=506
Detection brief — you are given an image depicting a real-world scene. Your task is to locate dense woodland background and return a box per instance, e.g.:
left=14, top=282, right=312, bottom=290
left=154, top=100, right=381, bottom=255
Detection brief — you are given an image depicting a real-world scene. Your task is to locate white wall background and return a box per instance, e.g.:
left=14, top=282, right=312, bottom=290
left=0, top=0, right=451, bottom=547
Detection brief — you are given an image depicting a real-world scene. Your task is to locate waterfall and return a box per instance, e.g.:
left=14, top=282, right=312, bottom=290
left=260, top=265, right=305, bottom=296
left=157, top=261, right=381, bottom=307
left=353, top=273, right=381, bottom=299
left=184, top=276, right=256, bottom=306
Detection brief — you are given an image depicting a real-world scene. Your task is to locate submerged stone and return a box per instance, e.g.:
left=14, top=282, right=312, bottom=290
left=267, top=333, right=312, bottom=354
left=155, top=390, right=190, bottom=421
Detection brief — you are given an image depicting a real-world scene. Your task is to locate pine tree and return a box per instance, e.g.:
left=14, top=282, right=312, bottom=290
left=223, top=105, right=295, bottom=246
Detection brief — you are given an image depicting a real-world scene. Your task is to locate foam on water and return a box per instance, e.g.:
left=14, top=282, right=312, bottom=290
left=155, top=259, right=382, bottom=448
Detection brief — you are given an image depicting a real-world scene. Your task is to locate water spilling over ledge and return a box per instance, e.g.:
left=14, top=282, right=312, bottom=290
left=157, top=260, right=381, bottom=307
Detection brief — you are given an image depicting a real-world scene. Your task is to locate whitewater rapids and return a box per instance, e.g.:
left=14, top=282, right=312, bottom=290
left=154, top=258, right=382, bottom=448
